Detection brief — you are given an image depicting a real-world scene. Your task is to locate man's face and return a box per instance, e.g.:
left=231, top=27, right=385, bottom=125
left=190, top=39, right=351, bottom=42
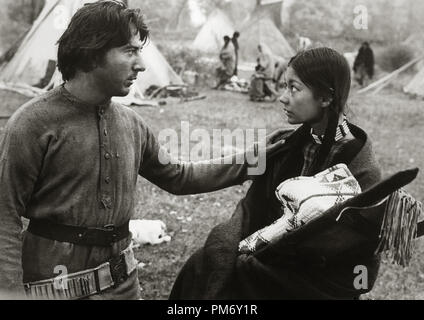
left=92, top=27, right=145, bottom=97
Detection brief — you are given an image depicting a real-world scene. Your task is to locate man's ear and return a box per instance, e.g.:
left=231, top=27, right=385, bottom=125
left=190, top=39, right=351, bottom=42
left=91, top=58, right=99, bottom=70
left=91, top=54, right=105, bottom=70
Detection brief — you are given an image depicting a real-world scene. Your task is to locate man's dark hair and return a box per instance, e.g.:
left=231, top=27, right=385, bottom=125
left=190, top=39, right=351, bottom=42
left=57, top=0, right=149, bottom=81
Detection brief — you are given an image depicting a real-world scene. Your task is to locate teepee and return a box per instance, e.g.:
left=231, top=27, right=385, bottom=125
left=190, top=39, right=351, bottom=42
left=0, top=0, right=183, bottom=104
left=402, top=34, right=424, bottom=99
left=192, top=8, right=235, bottom=53
left=237, top=2, right=295, bottom=64
left=404, top=62, right=424, bottom=99
left=0, top=0, right=92, bottom=88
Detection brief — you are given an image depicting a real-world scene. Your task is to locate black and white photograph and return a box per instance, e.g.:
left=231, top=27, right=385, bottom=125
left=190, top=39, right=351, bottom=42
left=0, top=0, right=423, bottom=305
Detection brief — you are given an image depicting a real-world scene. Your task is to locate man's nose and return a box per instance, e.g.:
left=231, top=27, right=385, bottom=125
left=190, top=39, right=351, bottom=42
left=133, top=55, right=146, bottom=73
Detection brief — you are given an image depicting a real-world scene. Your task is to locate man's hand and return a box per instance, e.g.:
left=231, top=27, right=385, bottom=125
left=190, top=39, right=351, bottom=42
left=243, top=128, right=293, bottom=175
left=260, top=128, right=294, bottom=158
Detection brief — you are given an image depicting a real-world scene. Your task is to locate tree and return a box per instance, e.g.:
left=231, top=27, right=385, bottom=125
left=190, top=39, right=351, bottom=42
left=0, top=0, right=45, bottom=55
left=165, top=0, right=190, bottom=31
left=8, top=0, right=45, bottom=25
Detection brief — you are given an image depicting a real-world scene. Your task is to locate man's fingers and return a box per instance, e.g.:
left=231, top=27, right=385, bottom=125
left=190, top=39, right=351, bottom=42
left=267, top=128, right=293, bottom=143
left=265, top=139, right=285, bottom=154
left=272, top=128, right=290, bottom=135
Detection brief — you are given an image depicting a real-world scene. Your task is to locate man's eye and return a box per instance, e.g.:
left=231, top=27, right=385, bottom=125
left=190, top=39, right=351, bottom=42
left=127, top=49, right=140, bottom=55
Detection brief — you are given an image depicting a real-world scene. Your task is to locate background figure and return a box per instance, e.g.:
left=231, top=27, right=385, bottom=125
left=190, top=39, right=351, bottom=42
left=256, top=44, right=279, bottom=100
left=353, top=41, right=375, bottom=87
left=298, top=36, right=312, bottom=51
left=257, top=44, right=274, bottom=79
left=249, top=63, right=267, bottom=101
left=231, top=31, right=240, bottom=76
left=273, top=57, right=288, bottom=90
left=215, top=35, right=235, bottom=89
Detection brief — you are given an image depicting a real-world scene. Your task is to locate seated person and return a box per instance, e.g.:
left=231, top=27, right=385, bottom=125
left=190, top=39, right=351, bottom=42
left=249, top=64, right=267, bottom=101
left=273, top=58, right=288, bottom=90
left=249, top=62, right=277, bottom=102
left=215, top=36, right=235, bottom=89
left=170, top=47, right=385, bottom=300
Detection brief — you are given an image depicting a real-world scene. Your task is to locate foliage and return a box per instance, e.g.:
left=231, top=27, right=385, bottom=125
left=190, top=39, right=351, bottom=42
left=377, top=45, right=415, bottom=72
left=283, top=0, right=424, bottom=45
left=157, top=43, right=219, bottom=87
left=0, top=0, right=45, bottom=56
left=7, top=0, right=44, bottom=25
left=130, top=0, right=188, bottom=34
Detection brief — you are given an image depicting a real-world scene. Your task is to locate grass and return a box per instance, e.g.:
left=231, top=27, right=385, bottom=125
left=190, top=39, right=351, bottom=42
left=0, top=86, right=423, bottom=300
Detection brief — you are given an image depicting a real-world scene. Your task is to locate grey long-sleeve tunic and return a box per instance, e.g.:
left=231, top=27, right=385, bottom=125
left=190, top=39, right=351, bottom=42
left=0, top=85, right=250, bottom=293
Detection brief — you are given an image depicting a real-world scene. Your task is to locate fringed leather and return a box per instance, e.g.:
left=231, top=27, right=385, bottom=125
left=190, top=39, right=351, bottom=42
left=376, top=189, right=423, bottom=267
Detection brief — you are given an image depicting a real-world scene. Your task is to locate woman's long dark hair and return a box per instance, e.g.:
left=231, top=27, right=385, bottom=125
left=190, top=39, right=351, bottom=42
left=57, top=1, right=149, bottom=81
left=288, top=47, right=351, bottom=174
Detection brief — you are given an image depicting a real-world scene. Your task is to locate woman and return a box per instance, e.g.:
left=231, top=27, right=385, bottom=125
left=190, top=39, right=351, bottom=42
left=215, top=36, right=235, bottom=89
left=171, top=47, right=383, bottom=300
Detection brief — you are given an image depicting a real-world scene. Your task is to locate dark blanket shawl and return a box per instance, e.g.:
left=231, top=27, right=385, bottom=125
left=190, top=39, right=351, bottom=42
left=170, top=124, right=384, bottom=300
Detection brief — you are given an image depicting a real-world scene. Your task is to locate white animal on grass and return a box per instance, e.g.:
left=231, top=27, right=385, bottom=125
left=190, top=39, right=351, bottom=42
left=130, top=219, right=171, bottom=245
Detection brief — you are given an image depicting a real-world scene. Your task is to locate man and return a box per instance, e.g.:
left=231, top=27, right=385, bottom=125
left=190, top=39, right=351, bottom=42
left=353, top=42, right=375, bottom=87
left=231, top=31, right=240, bottom=76
left=0, top=1, right=282, bottom=300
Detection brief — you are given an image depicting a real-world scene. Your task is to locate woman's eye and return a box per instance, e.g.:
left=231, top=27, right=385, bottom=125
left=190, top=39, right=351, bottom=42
left=291, top=86, right=299, bottom=93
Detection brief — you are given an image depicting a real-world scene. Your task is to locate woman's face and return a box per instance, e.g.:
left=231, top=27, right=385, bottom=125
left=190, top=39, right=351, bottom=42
left=279, top=66, right=326, bottom=126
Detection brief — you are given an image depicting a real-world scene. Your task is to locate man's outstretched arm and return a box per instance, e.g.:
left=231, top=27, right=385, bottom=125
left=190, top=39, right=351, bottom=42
left=138, top=122, right=288, bottom=195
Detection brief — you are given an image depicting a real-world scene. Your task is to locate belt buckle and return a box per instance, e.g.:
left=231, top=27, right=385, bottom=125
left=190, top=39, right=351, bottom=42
left=103, top=224, right=118, bottom=245
left=122, top=246, right=137, bottom=275
left=103, top=224, right=115, bottom=231
left=109, top=246, right=138, bottom=287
